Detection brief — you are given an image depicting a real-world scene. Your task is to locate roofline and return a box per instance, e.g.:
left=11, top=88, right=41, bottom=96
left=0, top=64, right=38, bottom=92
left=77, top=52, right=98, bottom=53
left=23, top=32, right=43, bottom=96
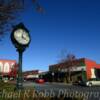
left=84, top=58, right=96, bottom=63
left=0, top=59, right=16, bottom=62
left=49, top=58, right=86, bottom=67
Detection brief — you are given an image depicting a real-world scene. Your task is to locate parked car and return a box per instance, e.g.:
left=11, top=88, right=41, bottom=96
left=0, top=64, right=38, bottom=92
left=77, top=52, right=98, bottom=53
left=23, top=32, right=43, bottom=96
left=35, top=78, right=45, bottom=84
left=78, top=78, right=100, bottom=87
left=86, top=78, right=100, bottom=87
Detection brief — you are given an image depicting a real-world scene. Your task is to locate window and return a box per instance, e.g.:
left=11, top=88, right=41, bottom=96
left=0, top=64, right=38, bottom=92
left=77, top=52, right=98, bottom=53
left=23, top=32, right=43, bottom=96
left=4, top=63, right=10, bottom=73
left=0, top=62, right=3, bottom=72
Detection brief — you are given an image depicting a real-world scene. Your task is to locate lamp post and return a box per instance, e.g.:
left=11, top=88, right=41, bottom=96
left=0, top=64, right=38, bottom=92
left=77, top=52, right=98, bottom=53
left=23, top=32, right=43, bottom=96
left=11, top=23, right=31, bottom=90
left=52, top=72, right=54, bottom=82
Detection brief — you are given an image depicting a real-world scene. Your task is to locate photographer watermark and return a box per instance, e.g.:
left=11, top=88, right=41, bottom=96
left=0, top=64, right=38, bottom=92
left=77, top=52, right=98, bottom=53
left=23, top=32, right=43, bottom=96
left=0, top=89, right=100, bottom=99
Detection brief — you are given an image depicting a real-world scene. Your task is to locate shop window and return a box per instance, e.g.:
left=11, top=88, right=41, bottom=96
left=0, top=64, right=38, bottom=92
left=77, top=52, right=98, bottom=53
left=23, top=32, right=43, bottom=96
left=4, top=63, right=10, bottom=73
left=0, top=62, right=3, bottom=72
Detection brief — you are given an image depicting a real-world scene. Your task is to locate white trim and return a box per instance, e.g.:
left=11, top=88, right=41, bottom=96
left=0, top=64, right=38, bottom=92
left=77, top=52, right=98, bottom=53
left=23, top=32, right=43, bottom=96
left=0, top=62, right=3, bottom=72
left=4, top=63, right=10, bottom=73
left=60, top=66, right=86, bottom=72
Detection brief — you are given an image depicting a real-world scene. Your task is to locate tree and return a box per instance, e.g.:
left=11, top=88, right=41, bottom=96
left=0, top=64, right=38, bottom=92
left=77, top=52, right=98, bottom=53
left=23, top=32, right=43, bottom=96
left=0, top=0, right=44, bottom=38
left=0, top=0, right=24, bottom=36
left=32, top=0, right=45, bottom=13
left=58, top=51, right=77, bottom=83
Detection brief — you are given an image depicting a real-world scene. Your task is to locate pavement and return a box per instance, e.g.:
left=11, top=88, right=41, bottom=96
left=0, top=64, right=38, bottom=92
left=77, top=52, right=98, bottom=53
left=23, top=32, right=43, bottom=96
left=45, top=82, right=72, bottom=85
left=23, top=81, right=100, bottom=100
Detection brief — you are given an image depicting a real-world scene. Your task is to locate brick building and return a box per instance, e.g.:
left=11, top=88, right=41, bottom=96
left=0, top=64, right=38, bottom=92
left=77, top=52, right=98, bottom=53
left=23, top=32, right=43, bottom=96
left=0, top=59, right=18, bottom=81
left=23, top=70, right=45, bottom=81
left=49, top=58, right=100, bottom=83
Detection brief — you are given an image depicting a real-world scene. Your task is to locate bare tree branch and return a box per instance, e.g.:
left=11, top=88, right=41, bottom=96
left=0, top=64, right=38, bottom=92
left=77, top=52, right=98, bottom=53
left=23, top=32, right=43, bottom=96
left=0, top=0, right=44, bottom=38
left=58, top=51, right=77, bottom=82
left=0, top=0, right=24, bottom=36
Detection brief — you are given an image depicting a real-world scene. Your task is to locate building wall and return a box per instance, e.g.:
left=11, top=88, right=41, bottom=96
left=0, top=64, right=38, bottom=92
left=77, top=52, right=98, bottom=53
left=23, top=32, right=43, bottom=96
left=0, top=59, right=17, bottom=78
left=85, top=59, right=100, bottom=79
left=49, top=58, right=85, bottom=72
left=49, top=58, right=100, bottom=82
left=23, top=70, right=39, bottom=80
left=23, top=70, right=46, bottom=81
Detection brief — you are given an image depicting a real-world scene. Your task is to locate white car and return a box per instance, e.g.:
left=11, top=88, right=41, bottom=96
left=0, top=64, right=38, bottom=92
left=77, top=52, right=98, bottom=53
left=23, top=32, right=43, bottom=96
left=86, top=78, right=100, bottom=87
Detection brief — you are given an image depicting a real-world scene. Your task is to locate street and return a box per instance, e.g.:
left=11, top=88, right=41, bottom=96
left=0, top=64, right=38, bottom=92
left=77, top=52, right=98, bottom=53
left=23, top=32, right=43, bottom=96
left=23, top=82, right=100, bottom=100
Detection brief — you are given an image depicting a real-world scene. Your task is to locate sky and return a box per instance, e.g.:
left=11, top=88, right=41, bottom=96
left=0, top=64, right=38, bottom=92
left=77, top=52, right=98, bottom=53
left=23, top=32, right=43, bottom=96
left=0, top=0, right=100, bottom=71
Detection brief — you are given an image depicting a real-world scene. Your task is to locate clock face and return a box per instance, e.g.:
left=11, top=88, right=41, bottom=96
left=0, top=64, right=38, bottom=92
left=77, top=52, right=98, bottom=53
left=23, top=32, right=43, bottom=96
left=14, top=29, right=30, bottom=45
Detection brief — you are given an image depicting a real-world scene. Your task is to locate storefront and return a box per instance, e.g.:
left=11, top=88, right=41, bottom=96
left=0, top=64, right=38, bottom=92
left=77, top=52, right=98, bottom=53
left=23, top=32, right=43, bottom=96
left=49, top=58, right=100, bottom=83
left=0, top=59, right=17, bottom=82
left=23, top=70, right=44, bottom=81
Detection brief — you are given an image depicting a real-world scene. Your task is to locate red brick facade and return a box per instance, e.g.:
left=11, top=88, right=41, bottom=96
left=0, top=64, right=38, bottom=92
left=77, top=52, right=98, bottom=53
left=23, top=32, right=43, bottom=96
left=49, top=58, right=100, bottom=80
left=85, top=59, right=100, bottom=79
left=0, top=59, right=18, bottom=78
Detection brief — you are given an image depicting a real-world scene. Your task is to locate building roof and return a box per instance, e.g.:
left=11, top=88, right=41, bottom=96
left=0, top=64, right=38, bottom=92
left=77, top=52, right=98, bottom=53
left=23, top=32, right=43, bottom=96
left=49, top=58, right=85, bottom=67
left=0, top=59, right=16, bottom=62
left=23, top=70, right=39, bottom=76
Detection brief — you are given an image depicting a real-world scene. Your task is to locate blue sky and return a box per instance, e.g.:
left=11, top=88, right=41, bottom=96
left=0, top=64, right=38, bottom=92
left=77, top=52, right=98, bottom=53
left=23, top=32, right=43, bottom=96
left=0, top=0, right=100, bottom=71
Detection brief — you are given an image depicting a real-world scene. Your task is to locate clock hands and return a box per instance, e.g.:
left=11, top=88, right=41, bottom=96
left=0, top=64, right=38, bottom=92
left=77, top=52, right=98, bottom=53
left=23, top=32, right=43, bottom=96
left=14, top=28, right=30, bottom=45
left=21, top=34, right=28, bottom=41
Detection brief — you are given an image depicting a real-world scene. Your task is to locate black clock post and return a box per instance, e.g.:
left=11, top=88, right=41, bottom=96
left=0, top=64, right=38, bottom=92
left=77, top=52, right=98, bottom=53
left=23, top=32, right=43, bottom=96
left=11, top=23, right=31, bottom=90
left=16, top=47, right=25, bottom=90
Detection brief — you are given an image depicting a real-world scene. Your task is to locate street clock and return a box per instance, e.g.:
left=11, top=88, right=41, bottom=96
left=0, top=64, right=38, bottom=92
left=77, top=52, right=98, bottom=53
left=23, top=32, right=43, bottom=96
left=11, top=23, right=31, bottom=52
left=10, top=23, right=31, bottom=90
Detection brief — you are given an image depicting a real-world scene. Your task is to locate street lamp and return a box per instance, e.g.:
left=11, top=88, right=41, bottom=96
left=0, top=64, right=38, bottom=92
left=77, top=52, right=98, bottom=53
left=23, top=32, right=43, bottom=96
left=52, top=72, right=54, bottom=82
left=11, top=23, right=31, bottom=90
